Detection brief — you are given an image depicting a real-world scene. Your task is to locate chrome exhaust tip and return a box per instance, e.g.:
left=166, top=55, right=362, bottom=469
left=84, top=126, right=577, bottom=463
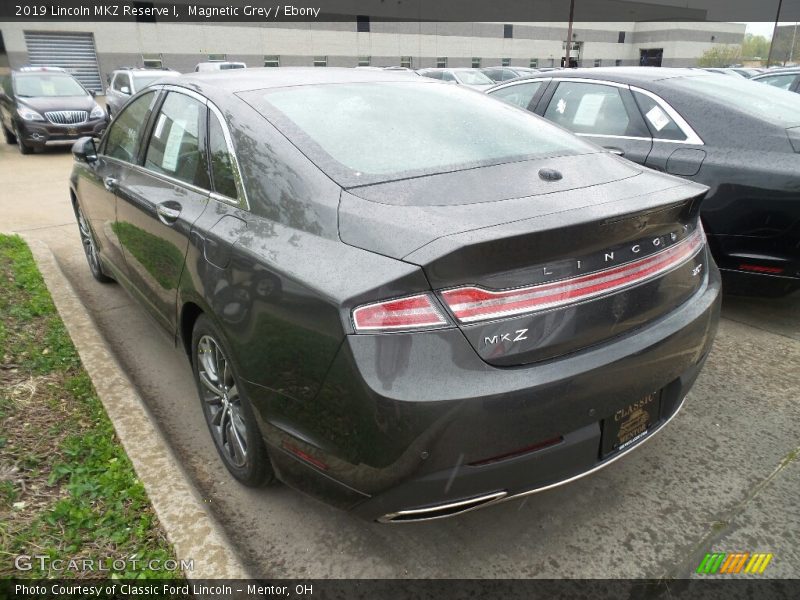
left=377, top=491, right=507, bottom=523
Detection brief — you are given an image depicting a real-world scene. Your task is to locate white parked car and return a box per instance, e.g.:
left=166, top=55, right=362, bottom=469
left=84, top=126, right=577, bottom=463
left=194, top=62, right=247, bottom=72
left=105, top=68, right=180, bottom=116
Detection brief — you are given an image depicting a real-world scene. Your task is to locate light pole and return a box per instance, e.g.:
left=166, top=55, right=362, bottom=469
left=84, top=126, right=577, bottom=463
left=565, top=0, right=575, bottom=68
left=767, top=0, right=784, bottom=67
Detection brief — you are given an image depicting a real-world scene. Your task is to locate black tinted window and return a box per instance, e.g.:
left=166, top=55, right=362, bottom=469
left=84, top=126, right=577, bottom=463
left=545, top=82, right=632, bottom=136
left=208, top=112, right=239, bottom=200
left=104, top=91, right=156, bottom=163
left=632, top=91, right=687, bottom=141
left=144, top=92, right=209, bottom=188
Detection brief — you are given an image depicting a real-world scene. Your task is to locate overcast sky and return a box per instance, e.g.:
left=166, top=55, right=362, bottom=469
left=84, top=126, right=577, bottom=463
left=742, top=22, right=799, bottom=38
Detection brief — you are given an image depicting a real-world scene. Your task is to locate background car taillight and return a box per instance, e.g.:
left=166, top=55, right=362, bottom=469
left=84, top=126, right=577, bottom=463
left=352, top=293, right=449, bottom=332
left=441, top=226, right=705, bottom=324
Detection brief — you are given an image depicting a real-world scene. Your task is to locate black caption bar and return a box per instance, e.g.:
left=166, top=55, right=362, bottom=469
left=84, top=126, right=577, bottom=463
left=2, top=0, right=800, bottom=22
left=2, top=579, right=799, bottom=600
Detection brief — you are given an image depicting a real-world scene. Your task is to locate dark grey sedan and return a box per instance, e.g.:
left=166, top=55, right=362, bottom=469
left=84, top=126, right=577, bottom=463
left=488, top=67, right=800, bottom=295
left=69, top=69, right=720, bottom=522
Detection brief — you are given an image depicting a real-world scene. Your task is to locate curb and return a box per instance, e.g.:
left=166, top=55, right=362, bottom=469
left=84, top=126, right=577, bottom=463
left=22, top=235, right=252, bottom=580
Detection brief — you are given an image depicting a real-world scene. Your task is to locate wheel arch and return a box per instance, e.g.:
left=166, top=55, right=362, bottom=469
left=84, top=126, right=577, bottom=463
left=179, top=300, right=205, bottom=358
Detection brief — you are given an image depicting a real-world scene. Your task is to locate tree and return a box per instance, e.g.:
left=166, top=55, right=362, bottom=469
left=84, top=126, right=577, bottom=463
left=696, top=44, right=743, bottom=67
left=741, top=33, right=770, bottom=60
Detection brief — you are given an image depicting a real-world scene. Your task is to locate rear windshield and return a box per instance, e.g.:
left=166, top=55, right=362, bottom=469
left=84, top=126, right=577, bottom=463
left=14, top=74, right=86, bottom=97
left=671, top=75, right=800, bottom=126
left=241, top=81, right=594, bottom=185
left=453, top=71, right=494, bottom=85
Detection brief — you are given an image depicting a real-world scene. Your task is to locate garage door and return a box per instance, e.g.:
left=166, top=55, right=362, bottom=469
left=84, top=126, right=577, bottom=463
left=24, top=31, right=102, bottom=93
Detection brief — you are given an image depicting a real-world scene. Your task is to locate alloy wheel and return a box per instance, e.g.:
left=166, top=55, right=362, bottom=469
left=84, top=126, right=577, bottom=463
left=77, top=207, right=102, bottom=275
left=196, top=335, right=248, bottom=468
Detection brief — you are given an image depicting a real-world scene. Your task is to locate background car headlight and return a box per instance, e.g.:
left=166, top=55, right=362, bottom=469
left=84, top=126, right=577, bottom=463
left=89, top=104, right=105, bottom=119
left=16, top=107, right=45, bottom=122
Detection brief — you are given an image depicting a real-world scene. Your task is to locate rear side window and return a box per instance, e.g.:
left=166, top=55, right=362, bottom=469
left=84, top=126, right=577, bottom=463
left=490, top=81, right=543, bottom=110
left=208, top=111, right=239, bottom=200
left=545, top=82, right=632, bottom=136
left=632, top=91, right=687, bottom=141
left=144, top=92, right=210, bottom=189
left=756, top=74, right=796, bottom=90
left=104, top=91, right=157, bottom=163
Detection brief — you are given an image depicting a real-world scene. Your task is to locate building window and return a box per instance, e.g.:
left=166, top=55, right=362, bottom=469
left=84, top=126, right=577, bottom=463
left=314, top=56, right=327, bottom=67
left=356, top=15, right=370, bottom=33
left=618, top=31, right=626, bottom=43
left=436, top=57, right=447, bottom=68
left=615, top=59, right=622, bottom=66
left=504, top=24, right=513, bottom=38
left=501, top=58, right=511, bottom=67
left=400, top=56, right=412, bottom=68
left=208, top=53, right=226, bottom=61
left=264, top=55, right=280, bottom=67
left=472, top=57, right=481, bottom=68
left=530, top=58, right=538, bottom=68
left=594, top=59, right=601, bottom=67
left=142, top=53, right=162, bottom=69
left=358, top=56, right=371, bottom=66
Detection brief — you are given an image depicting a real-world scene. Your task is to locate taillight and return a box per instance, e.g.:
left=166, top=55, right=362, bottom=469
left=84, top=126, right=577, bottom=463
left=442, top=226, right=705, bottom=324
left=739, top=264, right=784, bottom=274
left=352, top=293, right=449, bottom=332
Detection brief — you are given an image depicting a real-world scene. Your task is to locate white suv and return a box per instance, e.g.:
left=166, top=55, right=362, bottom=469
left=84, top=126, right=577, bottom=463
left=105, top=68, right=180, bottom=116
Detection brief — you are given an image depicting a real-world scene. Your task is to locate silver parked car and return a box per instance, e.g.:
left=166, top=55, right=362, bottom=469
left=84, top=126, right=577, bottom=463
left=105, top=68, right=180, bottom=117
left=416, top=68, right=495, bottom=90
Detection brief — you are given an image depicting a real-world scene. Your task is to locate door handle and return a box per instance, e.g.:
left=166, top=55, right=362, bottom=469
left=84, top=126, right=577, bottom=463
left=103, top=176, right=118, bottom=191
left=604, top=146, right=625, bottom=157
left=156, top=202, right=182, bottom=225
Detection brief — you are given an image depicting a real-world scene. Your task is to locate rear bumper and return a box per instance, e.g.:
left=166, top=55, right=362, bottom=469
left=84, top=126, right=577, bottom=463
left=253, top=262, right=721, bottom=521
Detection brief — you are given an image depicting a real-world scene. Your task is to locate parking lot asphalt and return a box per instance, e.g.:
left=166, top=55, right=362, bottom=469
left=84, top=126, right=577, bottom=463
left=1, top=142, right=798, bottom=579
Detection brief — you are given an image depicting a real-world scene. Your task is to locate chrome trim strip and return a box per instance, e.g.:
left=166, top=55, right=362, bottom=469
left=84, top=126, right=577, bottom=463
left=207, top=101, right=250, bottom=211
left=377, top=491, right=508, bottom=523
left=378, top=395, right=689, bottom=523
left=499, top=394, right=689, bottom=503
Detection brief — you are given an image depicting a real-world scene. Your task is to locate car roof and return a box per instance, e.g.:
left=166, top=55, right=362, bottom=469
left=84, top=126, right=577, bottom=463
left=175, top=67, right=427, bottom=94
left=752, top=68, right=800, bottom=77
left=496, top=67, right=711, bottom=86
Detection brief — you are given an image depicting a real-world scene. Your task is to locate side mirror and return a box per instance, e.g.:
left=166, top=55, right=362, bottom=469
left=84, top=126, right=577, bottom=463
left=89, top=89, right=97, bottom=97
left=72, top=136, right=98, bottom=164
left=120, top=86, right=130, bottom=95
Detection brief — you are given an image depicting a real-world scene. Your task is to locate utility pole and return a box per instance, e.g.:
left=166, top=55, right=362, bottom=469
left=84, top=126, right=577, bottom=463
left=790, top=22, right=798, bottom=65
left=565, top=0, right=575, bottom=68
left=767, top=0, right=784, bottom=67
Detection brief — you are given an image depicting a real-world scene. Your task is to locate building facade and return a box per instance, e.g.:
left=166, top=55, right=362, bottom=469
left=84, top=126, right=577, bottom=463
left=0, top=20, right=745, bottom=92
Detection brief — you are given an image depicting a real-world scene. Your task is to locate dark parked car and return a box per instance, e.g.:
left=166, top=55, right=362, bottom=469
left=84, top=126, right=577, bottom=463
left=69, top=69, right=720, bottom=522
left=751, top=68, right=800, bottom=93
left=487, top=67, right=800, bottom=295
left=0, top=67, right=108, bottom=154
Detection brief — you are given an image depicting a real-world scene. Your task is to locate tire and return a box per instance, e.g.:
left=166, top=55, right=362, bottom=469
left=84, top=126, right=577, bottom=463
left=75, top=202, right=114, bottom=283
left=191, top=314, right=274, bottom=487
left=2, top=124, right=16, bottom=145
left=14, top=124, right=32, bottom=155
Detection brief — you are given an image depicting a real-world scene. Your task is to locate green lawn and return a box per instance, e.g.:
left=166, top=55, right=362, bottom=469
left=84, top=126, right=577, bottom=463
left=0, top=235, right=179, bottom=579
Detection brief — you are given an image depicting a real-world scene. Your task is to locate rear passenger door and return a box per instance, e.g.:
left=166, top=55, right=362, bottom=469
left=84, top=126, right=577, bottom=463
left=114, top=88, right=211, bottom=333
left=536, top=80, right=653, bottom=165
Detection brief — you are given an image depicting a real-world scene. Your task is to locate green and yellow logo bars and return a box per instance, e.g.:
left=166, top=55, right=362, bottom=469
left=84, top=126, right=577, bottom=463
left=696, top=552, right=773, bottom=575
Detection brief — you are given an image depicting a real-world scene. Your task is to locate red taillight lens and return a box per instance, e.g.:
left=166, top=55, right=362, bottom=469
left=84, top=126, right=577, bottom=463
left=739, top=263, right=784, bottom=274
left=352, top=293, right=448, bottom=332
left=441, top=226, right=705, bottom=324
